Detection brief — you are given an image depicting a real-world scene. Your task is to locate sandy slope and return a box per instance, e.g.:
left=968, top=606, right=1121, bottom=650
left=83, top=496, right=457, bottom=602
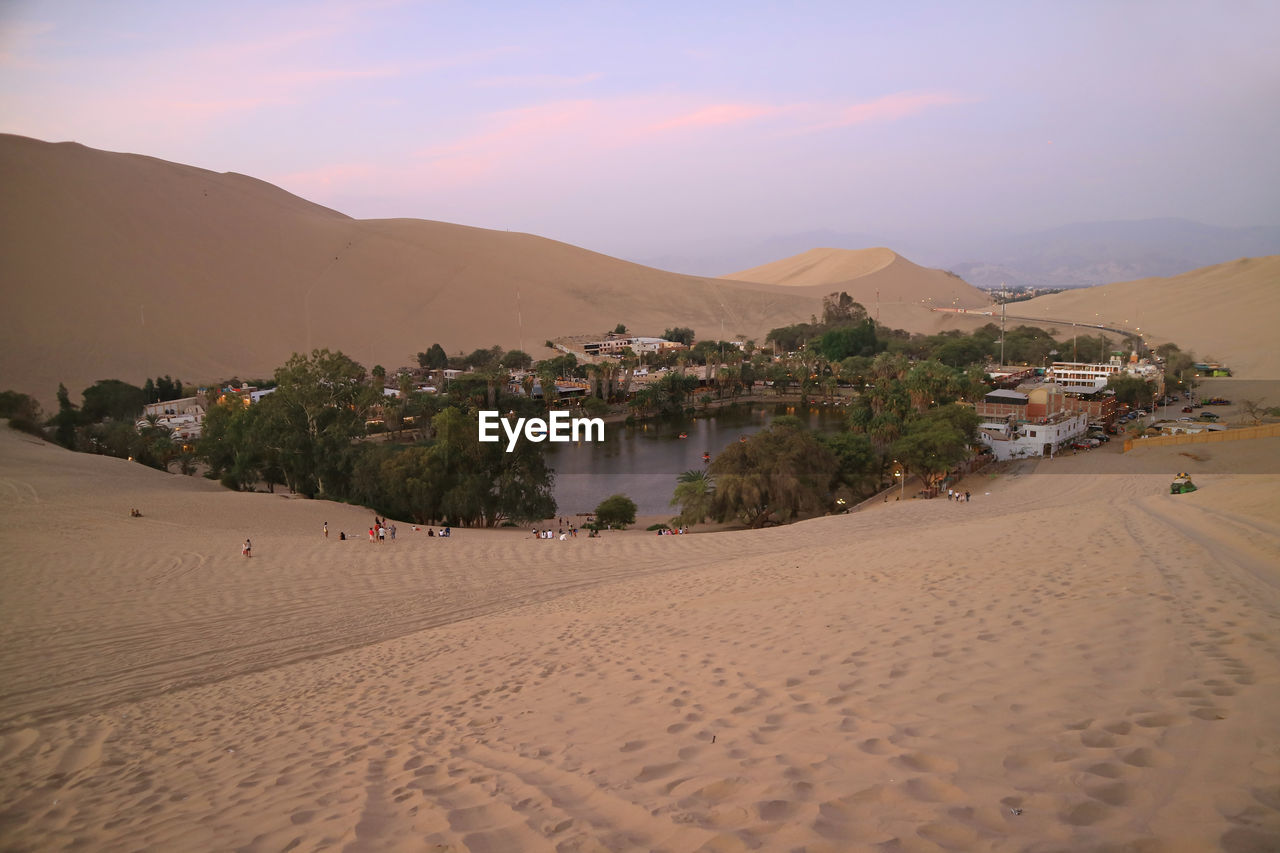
left=724, top=248, right=991, bottom=310
left=1009, top=256, right=1280, bottom=379
left=1, top=426, right=1278, bottom=851
left=0, top=135, right=820, bottom=409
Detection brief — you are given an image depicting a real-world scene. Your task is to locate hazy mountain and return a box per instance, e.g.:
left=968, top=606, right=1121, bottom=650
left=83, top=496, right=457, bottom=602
left=948, top=219, right=1280, bottom=290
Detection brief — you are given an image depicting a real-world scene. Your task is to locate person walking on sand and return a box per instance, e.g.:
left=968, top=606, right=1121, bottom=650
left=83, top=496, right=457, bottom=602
left=242, top=538, right=252, bottom=557
left=323, top=521, right=328, bottom=538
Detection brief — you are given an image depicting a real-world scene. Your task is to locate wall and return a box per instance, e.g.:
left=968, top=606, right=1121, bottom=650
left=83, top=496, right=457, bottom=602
left=1123, top=423, right=1280, bottom=452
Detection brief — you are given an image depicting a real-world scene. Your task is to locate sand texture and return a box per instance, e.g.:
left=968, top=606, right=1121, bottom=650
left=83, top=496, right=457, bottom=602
left=1009, top=256, right=1280, bottom=379
left=724, top=247, right=990, bottom=312
left=0, top=134, right=822, bottom=409
left=2, top=425, right=1278, bottom=851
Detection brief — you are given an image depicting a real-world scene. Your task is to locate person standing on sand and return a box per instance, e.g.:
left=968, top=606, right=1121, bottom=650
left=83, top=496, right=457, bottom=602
left=242, top=539, right=252, bottom=557
left=323, top=521, right=328, bottom=538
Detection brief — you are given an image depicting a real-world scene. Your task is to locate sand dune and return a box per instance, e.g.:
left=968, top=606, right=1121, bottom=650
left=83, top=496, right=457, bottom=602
left=2, top=425, right=1278, bottom=850
left=1009, top=256, right=1280, bottom=379
left=0, top=134, right=822, bottom=408
left=725, top=247, right=992, bottom=310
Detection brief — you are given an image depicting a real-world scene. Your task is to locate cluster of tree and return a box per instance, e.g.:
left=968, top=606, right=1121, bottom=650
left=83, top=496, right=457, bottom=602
left=0, top=390, right=43, bottom=435
left=345, top=408, right=556, bottom=526
left=1154, top=342, right=1198, bottom=395
left=415, top=343, right=535, bottom=373
left=766, top=292, right=884, bottom=360
left=844, top=353, right=987, bottom=447
left=662, top=327, right=695, bottom=346
left=885, top=323, right=1118, bottom=368
left=838, top=353, right=983, bottom=491
left=31, top=379, right=192, bottom=472
left=670, top=416, right=883, bottom=529
left=198, top=349, right=558, bottom=526
left=141, top=375, right=186, bottom=404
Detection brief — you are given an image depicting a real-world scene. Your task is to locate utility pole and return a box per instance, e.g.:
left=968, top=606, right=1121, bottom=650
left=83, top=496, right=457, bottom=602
left=999, top=283, right=1006, bottom=367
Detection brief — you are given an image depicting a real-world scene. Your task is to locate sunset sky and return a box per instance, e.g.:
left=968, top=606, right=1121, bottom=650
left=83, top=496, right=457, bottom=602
left=2, top=1, right=1277, bottom=263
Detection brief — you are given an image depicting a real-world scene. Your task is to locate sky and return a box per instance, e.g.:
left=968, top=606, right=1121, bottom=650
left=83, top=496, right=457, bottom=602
left=2, top=0, right=1279, bottom=265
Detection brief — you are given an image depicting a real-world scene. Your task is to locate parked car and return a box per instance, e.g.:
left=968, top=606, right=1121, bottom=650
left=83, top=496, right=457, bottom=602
left=1182, top=406, right=1194, bottom=413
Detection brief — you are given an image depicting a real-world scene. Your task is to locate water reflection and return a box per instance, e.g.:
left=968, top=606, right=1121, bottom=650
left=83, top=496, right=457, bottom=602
left=545, top=404, right=847, bottom=516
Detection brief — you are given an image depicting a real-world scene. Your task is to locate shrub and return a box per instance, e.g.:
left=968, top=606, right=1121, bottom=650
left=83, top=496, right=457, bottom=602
left=594, top=493, right=637, bottom=529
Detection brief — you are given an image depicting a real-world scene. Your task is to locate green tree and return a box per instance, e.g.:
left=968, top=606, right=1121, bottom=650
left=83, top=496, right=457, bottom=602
left=595, top=493, right=637, bottom=529
left=417, top=343, right=449, bottom=370
left=0, top=390, right=43, bottom=435
left=670, top=469, right=714, bottom=528
left=51, top=383, right=79, bottom=448
left=80, top=379, right=145, bottom=423
left=263, top=349, right=377, bottom=497
left=817, top=431, right=879, bottom=496
left=821, top=291, right=869, bottom=326
left=708, top=417, right=836, bottom=528
left=891, top=406, right=978, bottom=492
left=613, top=323, right=629, bottom=335
left=501, top=349, right=533, bottom=370
left=662, top=327, right=695, bottom=346
left=816, top=321, right=880, bottom=361
left=1107, top=374, right=1155, bottom=407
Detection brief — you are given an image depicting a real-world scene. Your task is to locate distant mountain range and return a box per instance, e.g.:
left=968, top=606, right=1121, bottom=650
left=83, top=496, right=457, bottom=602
left=633, top=219, right=1280, bottom=290
left=947, top=219, right=1280, bottom=290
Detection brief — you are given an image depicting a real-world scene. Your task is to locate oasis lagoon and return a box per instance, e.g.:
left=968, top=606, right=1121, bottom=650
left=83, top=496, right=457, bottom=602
left=544, top=403, right=849, bottom=517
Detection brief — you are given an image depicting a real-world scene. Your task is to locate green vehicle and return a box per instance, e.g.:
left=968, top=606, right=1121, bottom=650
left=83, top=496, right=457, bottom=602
left=1170, top=474, right=1197, bottom=494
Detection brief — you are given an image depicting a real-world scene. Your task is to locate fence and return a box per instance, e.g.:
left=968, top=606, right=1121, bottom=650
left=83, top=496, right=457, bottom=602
left=1123, top=423, right=1280, bottom=452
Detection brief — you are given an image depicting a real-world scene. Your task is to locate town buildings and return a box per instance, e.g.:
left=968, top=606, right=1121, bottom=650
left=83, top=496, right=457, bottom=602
left=974, top=382, right=1089, bottom=460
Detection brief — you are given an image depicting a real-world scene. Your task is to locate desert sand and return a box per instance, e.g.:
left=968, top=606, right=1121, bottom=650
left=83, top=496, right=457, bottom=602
left=724, top=248, right=990, bottom=312
left=2, top=424, right=1278, bottom=851
left=1008, top=257, right=1280, bottom=380
left=0, top=134, right=822, bottom=410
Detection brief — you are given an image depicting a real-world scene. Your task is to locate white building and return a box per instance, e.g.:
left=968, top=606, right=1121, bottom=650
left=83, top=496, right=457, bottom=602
left=1047, top=353, right=1164, bottom=395
left=974, top=384, right=1089, bottom=460
left=582, top=336, right=681, bottom=356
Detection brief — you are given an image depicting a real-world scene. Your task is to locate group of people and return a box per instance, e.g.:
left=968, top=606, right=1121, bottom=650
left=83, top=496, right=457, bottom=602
left=656, top=526, right=689, bottom=535
left=368, top=516, right=397, bottom=542
left=534, top=526, right=576, bottom=540
left=947, top=488, right=971, bottom=502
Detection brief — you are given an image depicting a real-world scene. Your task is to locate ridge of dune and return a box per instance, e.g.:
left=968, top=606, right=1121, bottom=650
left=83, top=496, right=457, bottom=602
left=1011, top=255, right=1280, bottom=378
left=724, top=246, right=901, bottom=285
left=723, top=246, right=992, bottom=319
left=1, top=424, right=1278, bottom=849
left=0, top=135, right=819, bottom=407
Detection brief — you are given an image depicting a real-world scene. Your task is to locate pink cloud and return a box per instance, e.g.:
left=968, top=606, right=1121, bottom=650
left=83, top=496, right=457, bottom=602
left=646, top=102, right=786, bottom=133
left=802, top=91, right=976, bottom=132
left=472, top=72, right=604, bottom=89
left=270, top=89, right=977, bottom=202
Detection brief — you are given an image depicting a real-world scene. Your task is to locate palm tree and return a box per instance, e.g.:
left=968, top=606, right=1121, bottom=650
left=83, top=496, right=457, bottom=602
left=671, top=469, right=715, bottom=527
left=619, top=352, right=638, bottom=401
